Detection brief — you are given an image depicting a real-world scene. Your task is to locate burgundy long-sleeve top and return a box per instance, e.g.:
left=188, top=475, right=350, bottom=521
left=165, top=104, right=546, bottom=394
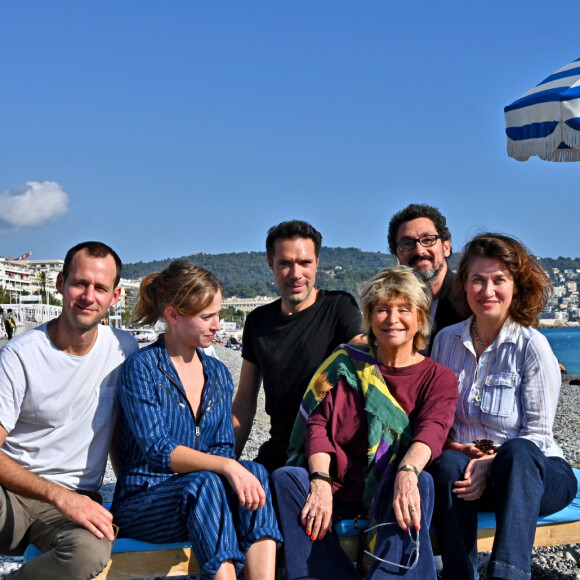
left=305, top=357, right=458, bottom=503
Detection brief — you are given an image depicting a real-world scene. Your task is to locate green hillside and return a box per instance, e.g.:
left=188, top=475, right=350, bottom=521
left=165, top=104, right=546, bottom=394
left=123, top=247, right=397, bottom=298
left=122, top=249, right=573, bottom=299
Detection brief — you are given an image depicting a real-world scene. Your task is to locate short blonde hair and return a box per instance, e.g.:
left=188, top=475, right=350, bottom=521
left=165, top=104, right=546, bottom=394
left=359, top=266, right=432, bottom=352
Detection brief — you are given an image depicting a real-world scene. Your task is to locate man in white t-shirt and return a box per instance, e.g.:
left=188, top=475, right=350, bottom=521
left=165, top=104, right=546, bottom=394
left=0, top=241, right=138, bottom=580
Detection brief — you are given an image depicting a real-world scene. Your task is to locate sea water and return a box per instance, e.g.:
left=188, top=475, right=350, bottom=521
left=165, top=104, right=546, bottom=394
left=539, top=328, right=580, bottom=374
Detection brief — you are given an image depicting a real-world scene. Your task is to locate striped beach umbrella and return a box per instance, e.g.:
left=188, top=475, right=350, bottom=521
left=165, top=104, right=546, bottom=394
left=505, top=57, right=580, bottom=162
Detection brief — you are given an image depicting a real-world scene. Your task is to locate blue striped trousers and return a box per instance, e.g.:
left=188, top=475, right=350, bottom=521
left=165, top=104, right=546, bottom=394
left=112, top=460, right=282, bottom=579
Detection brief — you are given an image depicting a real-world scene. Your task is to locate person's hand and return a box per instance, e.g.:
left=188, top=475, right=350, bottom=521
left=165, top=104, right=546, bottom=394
left=301, top=478, right=333, bottom=541
left=54, top=490, right=115, bottom=540
left=393, top=470, right=421, bottom=531
left=446, top=440, right=488, bottom=459
left=452, top=455, right=495, bottom=501
left=222, top=459, right=266, bottom=511
left=463, top=443, right=488, bottom=458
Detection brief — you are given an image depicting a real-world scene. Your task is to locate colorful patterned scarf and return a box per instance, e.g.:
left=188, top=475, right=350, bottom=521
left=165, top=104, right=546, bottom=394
left=287, top=343, right=413, bottom=510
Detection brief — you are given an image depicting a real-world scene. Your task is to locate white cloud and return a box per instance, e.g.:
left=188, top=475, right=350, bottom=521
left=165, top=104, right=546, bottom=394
left=0, top=181, right=70, bottom=228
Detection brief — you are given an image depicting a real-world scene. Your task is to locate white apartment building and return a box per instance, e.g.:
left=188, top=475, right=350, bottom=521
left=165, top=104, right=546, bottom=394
left=0, top=259, right=35, bottom=297
left=222, top=296, right=277, bottom=312
left=12, top=259, right=64, bottom=296
left=120, top=278, right=141, bottom=311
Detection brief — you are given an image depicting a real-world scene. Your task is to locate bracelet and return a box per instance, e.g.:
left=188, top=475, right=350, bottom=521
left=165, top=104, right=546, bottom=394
left=309, top=471, right=334, bottom=485
left=397, top=464, right=420, bottom=477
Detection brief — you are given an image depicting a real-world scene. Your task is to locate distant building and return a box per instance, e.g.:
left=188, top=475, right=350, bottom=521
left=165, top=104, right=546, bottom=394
left=222, top=296, right=277, bottom=312
left=0, top=259, right=35, bottom=297
left=554, top=286, right=566, bottom=298
left=13, top=259, right=64, bottom=272
left=11, top=259, right=63, bottom=298
left=120, top=278, right=141, bottom=311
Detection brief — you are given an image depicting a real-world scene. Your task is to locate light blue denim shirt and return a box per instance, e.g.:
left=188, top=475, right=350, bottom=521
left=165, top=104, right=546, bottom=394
left=431, top=316, right=564, bottom=458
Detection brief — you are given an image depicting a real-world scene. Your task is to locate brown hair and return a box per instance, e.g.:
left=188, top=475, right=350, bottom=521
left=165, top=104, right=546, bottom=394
left=63, top=241, right=122, bottom=286
left=452, top=233, right=552, bottom=328
left=359, top=266, right=432, bottom=353
left=134, top=259, right=222, bottom=326
left=265, top=220, right=322, bottom=262
left=387, top=203, right=452, bottom=256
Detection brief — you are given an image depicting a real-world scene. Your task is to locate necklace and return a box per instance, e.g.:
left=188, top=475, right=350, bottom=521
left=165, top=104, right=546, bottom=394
left=471, top=320, right=492, bottom=348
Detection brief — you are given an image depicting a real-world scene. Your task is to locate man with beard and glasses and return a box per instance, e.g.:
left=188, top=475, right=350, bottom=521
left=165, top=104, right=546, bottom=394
left=388, top=204, right=464, bottom=354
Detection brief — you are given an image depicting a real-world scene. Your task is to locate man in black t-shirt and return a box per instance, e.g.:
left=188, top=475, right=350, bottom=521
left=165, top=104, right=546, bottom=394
left=232, top=220, right=363, bottom=472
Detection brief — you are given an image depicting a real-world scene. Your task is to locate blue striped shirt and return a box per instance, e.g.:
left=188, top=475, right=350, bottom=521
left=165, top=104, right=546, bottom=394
left=431, top=317, right=564, bottom=458
left=114, top=336, right=236, bottom=499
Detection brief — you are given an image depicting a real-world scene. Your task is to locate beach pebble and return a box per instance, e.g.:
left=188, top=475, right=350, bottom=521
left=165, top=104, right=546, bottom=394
left=2, top=346, right=579, bottom=579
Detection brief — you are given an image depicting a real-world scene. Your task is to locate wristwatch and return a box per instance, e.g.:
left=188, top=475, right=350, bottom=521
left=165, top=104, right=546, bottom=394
left=309, top=471, right=334, bottom=485
left=397, top=464, right=420, bottom=477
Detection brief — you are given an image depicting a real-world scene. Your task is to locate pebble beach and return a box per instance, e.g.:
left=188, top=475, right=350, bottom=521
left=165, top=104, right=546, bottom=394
left=1, top=343, right=579, bottom=578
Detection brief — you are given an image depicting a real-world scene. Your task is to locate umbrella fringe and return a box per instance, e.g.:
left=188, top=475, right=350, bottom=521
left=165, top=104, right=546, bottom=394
left=508, top=120, right=580, bottom=162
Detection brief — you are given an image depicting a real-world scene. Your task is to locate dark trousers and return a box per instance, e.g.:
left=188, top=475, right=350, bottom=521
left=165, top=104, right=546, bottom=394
left=367, top=469, right=436, bottom=579
left=430, top=439, right=577, bottom=580
left=271, top=466, right=436, bottom=579
left=271, top=467, right=359, bottom=580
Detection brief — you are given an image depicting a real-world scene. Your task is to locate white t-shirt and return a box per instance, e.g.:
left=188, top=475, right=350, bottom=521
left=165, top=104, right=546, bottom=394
left=202, top=344, right=219, bottom=359
left=0, top=323, right=138, bottom=491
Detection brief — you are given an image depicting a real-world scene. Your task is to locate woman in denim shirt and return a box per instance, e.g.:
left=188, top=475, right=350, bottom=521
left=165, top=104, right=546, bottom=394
left=111, top=260, right=281, bottom=580
left=430, top=234, right=576, bottom=580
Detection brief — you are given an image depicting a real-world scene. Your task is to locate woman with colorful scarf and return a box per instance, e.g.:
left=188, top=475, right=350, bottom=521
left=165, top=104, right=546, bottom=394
left=271, top=266, right=458, bottom=579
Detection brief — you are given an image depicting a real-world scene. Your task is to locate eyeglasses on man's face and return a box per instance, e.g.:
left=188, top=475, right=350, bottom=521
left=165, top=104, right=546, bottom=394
left=363, top=521, right=420, bottom=570
left=396, top=235, right=442, bottom=253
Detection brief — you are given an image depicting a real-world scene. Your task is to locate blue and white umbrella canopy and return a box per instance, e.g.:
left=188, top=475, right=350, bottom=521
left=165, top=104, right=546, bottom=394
left=505, top=58, right=580, bottom=162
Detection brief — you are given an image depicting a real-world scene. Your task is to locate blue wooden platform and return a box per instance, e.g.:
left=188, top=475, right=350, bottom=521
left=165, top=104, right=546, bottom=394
left=24, top=468, right=580, bottom=579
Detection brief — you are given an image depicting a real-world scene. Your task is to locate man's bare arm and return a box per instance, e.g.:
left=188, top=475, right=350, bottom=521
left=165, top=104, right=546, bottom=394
left=0, top=425, right=115, bottom=540
left=232, top=360, right=262, bottom=458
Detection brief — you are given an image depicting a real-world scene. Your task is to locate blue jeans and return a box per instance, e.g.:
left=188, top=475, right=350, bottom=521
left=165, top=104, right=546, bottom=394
left=430, top=439, right=577, bottom=580
left=367, top=470, right=436, bottom=579
left=271, top=466, right=436, bottom=579
left=271, top=467, right=359, bottom=580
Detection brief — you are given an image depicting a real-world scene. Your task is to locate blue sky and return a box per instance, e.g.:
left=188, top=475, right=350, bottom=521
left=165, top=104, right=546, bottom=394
left=1, top=1, right=579, bottom=265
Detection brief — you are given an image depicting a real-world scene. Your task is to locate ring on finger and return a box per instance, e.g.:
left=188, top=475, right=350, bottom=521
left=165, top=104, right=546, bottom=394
left=409, top=506, right=417, bottom=513
left=307, top=514, right=313, bottom=520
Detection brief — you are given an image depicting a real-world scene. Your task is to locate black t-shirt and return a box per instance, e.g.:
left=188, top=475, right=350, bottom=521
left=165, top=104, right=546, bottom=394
left=242, top=289, right=363, bottom=471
